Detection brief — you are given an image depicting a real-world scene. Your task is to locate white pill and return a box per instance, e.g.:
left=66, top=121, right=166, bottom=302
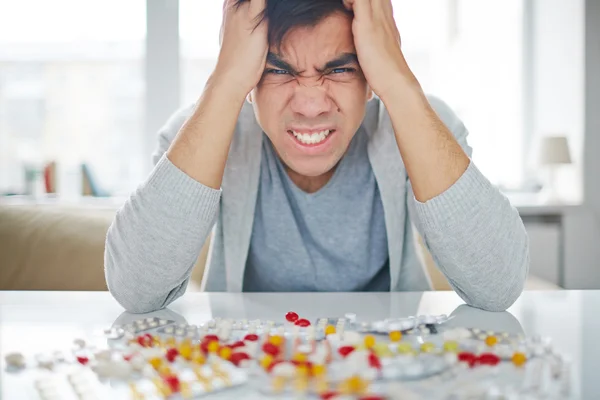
left=92, top=361, right=112, bottom=378
left=159, top=319, right=168, bottom=325
left=111, top=360, right=133, bottom=379
left=137, top=324, right=148, bottom=331
left=165, top=326, right=174, bottom=334
left=5, top=352, right=26, bottom=368
left=38, top=359, right=54, bottom=370
left=146, top=318, right=154, bottom=323
left=149, top=321, right=158, bottom=328
left=175, top=329, right=185, bottom=336
left=129, top=355, right=145, bottom=372
left=272, top=362, right=296, bottom=378
left=94, top=350, right=112, bottom=361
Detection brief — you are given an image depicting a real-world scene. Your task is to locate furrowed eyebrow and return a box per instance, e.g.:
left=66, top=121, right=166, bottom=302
left=266, top=52, right=298, bottom=74
left=320, top=53, right=359, bottom=71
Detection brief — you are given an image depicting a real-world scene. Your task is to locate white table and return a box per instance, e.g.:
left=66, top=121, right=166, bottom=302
left=0, top=290, right=593, bottom=399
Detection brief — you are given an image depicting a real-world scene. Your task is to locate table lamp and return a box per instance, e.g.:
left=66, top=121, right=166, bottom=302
left=538, top=135, right=572, bottom=202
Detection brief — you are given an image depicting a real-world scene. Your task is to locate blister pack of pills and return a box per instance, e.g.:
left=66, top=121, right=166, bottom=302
left=113, top=317, right=176, bottom=337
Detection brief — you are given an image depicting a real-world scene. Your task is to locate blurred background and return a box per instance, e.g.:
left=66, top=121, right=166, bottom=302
left=1, top=0, right=598, bottom=293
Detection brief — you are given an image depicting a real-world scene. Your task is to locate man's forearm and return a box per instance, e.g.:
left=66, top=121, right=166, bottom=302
left=167, top=73, right=249, bottom=189
left=380, top=75, right=470, bottom=202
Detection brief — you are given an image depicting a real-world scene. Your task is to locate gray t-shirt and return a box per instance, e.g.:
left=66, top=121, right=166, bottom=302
left=243, top=128, right=389, bottom=292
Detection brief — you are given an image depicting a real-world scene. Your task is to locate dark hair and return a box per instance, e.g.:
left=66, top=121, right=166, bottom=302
left=235, top=0, right=352, bottom=49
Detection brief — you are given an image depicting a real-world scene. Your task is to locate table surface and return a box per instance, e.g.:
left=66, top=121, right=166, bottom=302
left=1, top=290, right=595, bottom=399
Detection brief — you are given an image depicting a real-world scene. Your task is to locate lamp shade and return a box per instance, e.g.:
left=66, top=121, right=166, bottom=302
left=538, top=136, right=572, bottom=165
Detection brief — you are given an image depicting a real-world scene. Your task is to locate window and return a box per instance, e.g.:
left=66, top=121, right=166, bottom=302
left=0, top=0, right=146, bottom=196
left=179, top=0, right=223, bottom=106
left=393, top=0, right=525, bottom=189
left=179, top=0, right=526, bottom=189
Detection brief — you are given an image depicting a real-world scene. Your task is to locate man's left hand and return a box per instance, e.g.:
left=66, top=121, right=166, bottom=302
left=343, top=0, right=418, bottom=101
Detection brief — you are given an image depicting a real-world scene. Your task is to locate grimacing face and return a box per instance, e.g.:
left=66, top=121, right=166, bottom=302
left=250, top=11, right=373, bottom=178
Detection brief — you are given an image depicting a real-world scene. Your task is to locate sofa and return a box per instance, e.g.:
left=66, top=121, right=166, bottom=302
left=0, top=202, right=558, bottom=291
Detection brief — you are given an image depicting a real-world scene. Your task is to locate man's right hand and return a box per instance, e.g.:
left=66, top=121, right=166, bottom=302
left=213, top=0, right=268, bottom=96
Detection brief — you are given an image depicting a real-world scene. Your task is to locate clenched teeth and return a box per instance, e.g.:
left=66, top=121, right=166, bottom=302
left=290, top=129, right=333, bottom=145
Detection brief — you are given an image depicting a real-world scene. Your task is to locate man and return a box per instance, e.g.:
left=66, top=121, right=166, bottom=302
left=105, top=0, right=529, bottom=314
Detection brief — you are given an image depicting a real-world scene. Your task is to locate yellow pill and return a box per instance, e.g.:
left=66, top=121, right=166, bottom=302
left=396, top=342, right=413, bottom=354
left=157, top=365, right=172, bottom=377
left=443, top=340, right=459, bottom=353
left=293, top=352, right=307, bottom=363
left=191, top=351, right=205, bottom=365
left=373, top=343, right=392, bottom=357
left=364, top=335, right=376, bottom=349
left=485, top=335, right=498, bottom=347
left=312, top=364, right=326, bottom=377
left=260, top=354, right=273, bottom=370
left=296, top=364, right=309, bottom=376
left=207, top=341, right=220, bottom=354
left=389, top=330, right=402, bottom=342
left=512, top=352, right=527, bottom=367
left=269, top=335, right=284, bottom=347
left=325, top=325, right=336, bottom=335
left=219, top=346, right=232, bottom=360
left=149, top=357, right=163, bottom=370
left=343, top=375, right=367, bottom=395
left=179, top=344, right=192, bottom=360
left=420, top=342, right=436, bottom=353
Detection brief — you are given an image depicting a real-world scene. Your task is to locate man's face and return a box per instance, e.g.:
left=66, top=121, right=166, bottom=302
left=251, top=12, right=372, bottom=178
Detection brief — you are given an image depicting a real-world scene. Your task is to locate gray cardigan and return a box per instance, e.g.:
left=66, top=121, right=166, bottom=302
left=104, top=95, right=530, bottom=313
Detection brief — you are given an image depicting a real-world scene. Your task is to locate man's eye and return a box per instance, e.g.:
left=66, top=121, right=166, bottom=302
left=330, top=68, right=355, bottom=74
left=266, top=69, right=289, bottom=75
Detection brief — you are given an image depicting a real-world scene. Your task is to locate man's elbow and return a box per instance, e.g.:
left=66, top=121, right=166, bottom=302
left=472, top=242, right=530, bottom=312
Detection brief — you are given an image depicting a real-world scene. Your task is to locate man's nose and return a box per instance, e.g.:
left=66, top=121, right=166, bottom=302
left=289, top=81, right=333, bottom=119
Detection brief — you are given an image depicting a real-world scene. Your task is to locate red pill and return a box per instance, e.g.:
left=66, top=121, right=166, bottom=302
left=76, top=356, right=89, bottom=365
left=338, top=346, right=356, bottom=357
left=295, top=318, right=311, bottom=327
left=244, top=334, right=259, bottom=342
left=203, top=334, right=219, bottom=343
left=229, top=352, right=251, bottom=366
left=321, top=392, right=339, bottom=400
left=230, top=341, right=245, bottom=349
left=286, top=311, right=299, bottom=322
left=166, top=348, right=179, bottom=363
left=478, top=353, right=500, bottom=366
left=164, top=375, right=181, bottom=393
left=262, top=342, right=280, bottom=356
left=368, top=352, right=382, bottom=370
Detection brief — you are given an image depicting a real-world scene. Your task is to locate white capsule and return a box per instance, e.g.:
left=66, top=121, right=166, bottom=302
left=159, top=319, right=168, bottom=326
left=149, top=321, right=158, bottom=328
left=5, top=352, right=26, bottom=368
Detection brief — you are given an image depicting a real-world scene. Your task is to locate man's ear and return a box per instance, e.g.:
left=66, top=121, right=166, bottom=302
left=367, top=87, right=375, bottom=101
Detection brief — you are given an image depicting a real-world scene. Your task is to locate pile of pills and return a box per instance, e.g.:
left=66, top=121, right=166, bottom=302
left=3, top=311, right=573, bottom=399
